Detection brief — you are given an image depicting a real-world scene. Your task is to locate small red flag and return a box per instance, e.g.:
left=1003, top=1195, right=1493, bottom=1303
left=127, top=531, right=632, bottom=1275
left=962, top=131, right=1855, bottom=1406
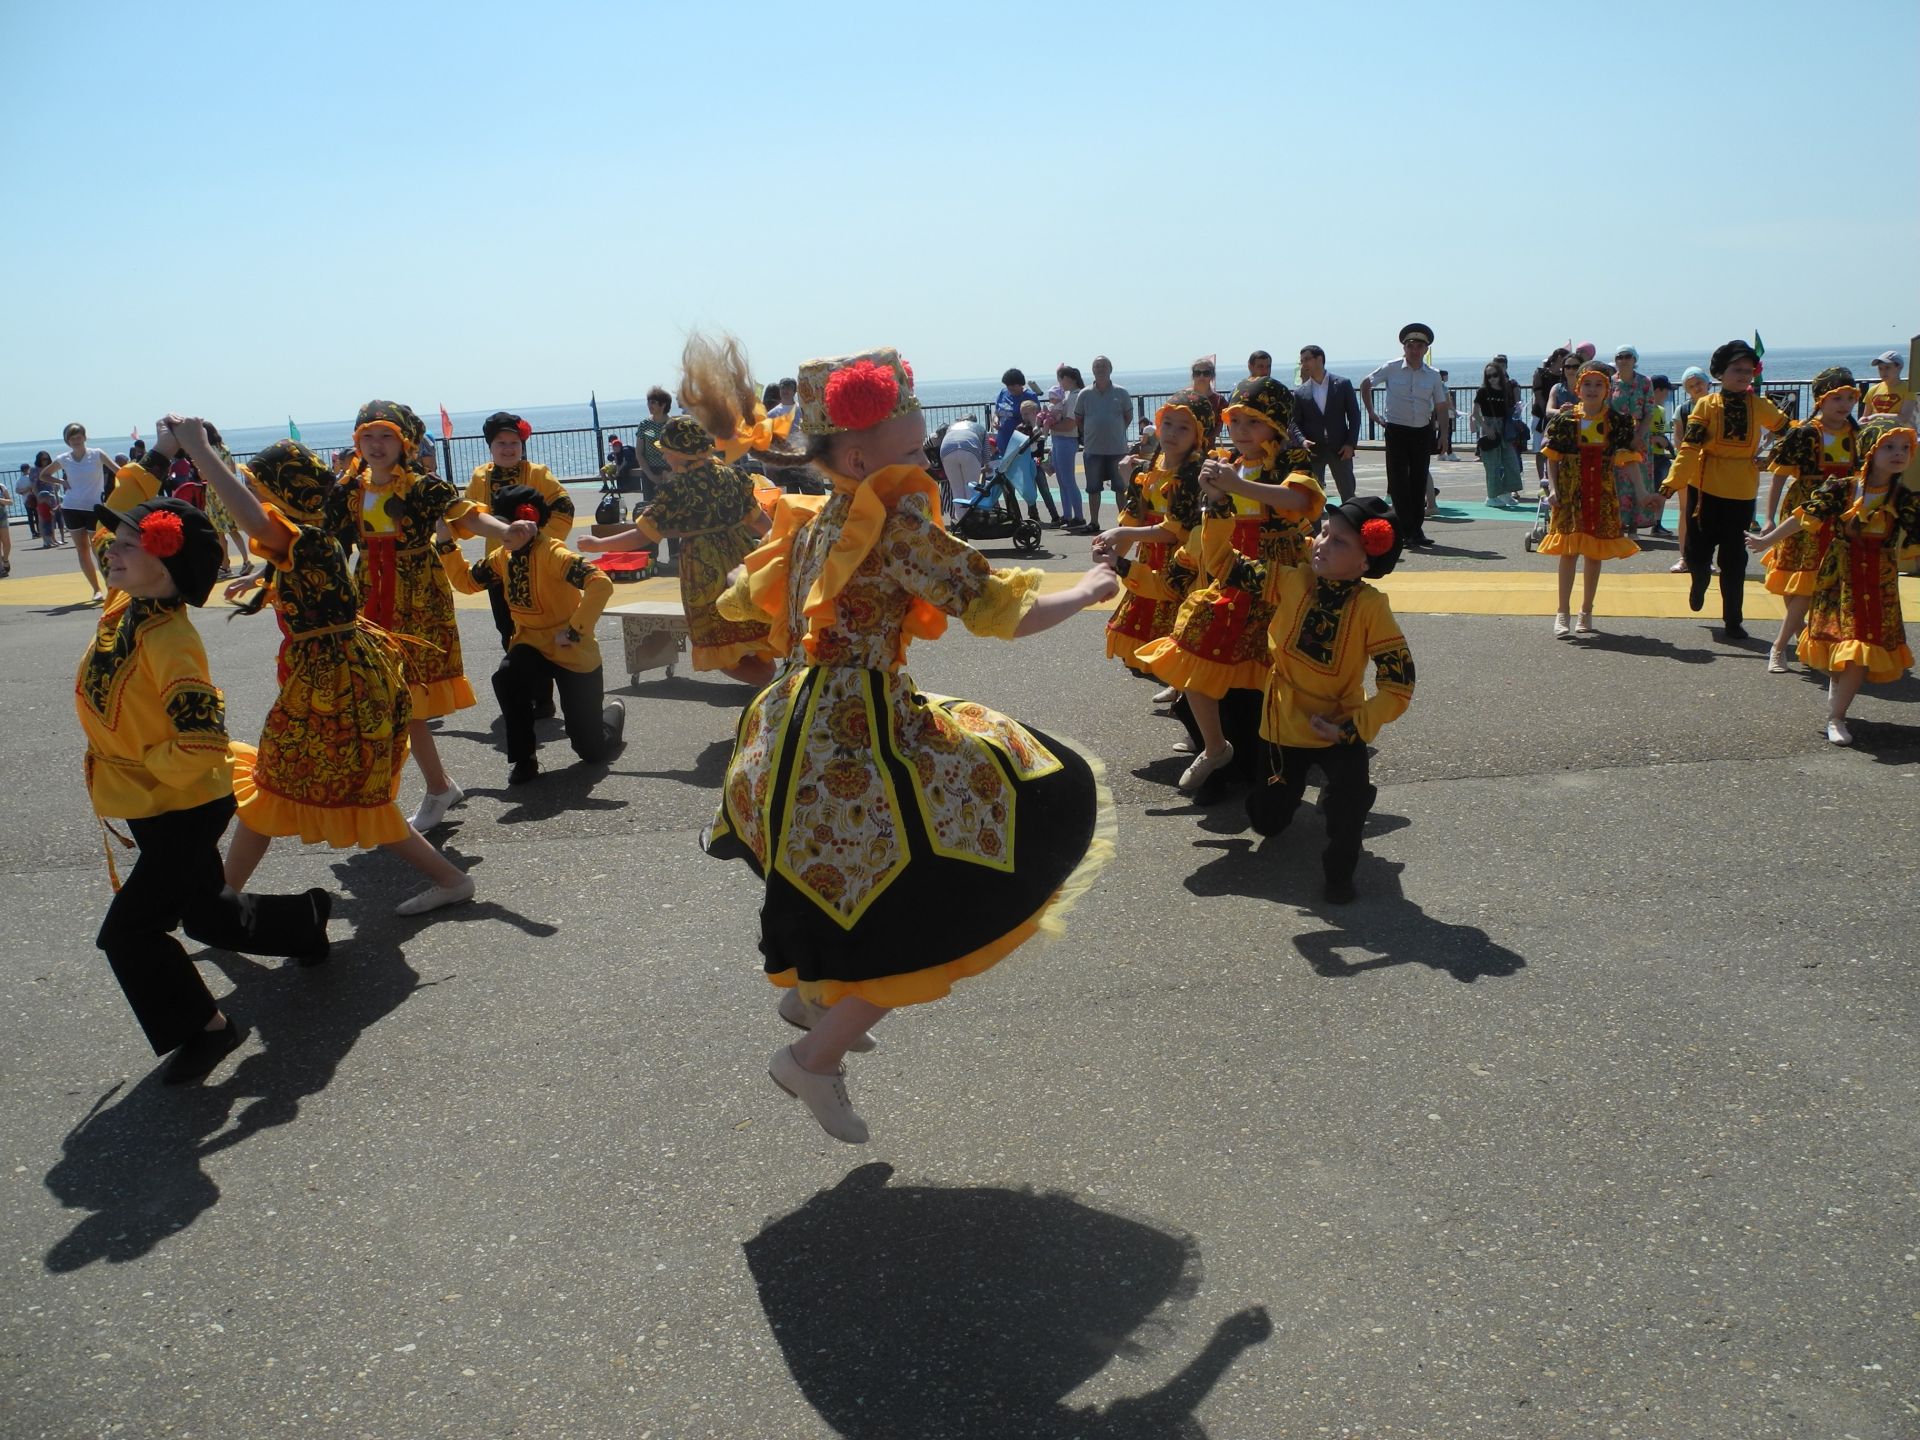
left=439, top=405, right=454, bottom=440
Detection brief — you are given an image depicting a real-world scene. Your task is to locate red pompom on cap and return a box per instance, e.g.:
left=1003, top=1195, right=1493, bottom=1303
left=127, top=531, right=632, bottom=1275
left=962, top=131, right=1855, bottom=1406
left=514, top=504, right=542, bottom=523
left=824, top=359, right=902, bottom=432
left=516, top=419, right=532, bottom=440
left=139, top=509, right=186, bottom=558
left=1360, top=517, right=1396, bottom=557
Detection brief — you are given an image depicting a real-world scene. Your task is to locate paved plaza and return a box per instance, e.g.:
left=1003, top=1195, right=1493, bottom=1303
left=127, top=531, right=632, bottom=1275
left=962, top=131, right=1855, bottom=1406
left=2, top=481, right=1916, bottom=1438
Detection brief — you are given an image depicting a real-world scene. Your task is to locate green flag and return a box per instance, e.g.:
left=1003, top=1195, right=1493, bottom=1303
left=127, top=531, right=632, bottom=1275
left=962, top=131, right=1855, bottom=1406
left=288, top=417, right=302, bottom=442
left=1752, top=332, right=1765, bottom=378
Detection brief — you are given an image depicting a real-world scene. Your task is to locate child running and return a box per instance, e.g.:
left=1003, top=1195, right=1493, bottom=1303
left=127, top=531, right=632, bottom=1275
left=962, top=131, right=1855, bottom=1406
left=703, top=345, right=1118, bottom=1145
left=1538, top=362, right=1641, bottom=638
left=1246, top=496, right=1415, bottom=903
left=171, top=422, right=491, bottom=917
left=1758, top=368, right=1860, bottom=673
left=1745, top=416, right=1919, bottom=745
left=76, top=496, right=330, bottom=1084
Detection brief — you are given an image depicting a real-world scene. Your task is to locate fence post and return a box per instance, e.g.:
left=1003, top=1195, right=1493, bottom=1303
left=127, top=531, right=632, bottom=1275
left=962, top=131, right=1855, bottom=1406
left=440, top=438, right=453, bottom=479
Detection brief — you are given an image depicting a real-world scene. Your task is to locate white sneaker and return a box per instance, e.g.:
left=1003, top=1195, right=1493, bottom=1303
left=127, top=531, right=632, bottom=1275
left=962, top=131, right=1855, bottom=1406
left=778, top=988, right=877, bottom=1052
left=1767, top=648, right=1788, bottom=674
left=1553, top=613, right=1572, bottom=639
left=395, top=873, right=476, bottom=916
left=1573, top=613, right=1596, bottom=637
left=408, top=782, right=465, bottom=832
left=769, top=1045, right=868, bottom=1144
left=1171, top=738, right=1194, bottom=754
left=1151, top=685, right=1178, bottom=705
left=1177, top=741, right=1233, bottom=793
left=1826, top=719, right=1853, bottom=746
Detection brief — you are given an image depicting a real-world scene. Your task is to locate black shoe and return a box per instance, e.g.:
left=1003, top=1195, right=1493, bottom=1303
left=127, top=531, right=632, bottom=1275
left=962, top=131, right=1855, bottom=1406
left=294, top=888, right=333, bottom=966
left=1723, top=622, right=1749, bottom=641
left=1687, top=570, right=1709, bottom=612
left=1405, top=534, right=1433, bottom=548
left=1323, top=876, right=1357, bottom=905
left=602, top=701, right=626, bottom=750
left=509, top=757, right=540, bottom=785
left=162, top=1019, right=246, bottom=1085
left=532, top=696, right=557, bottom=721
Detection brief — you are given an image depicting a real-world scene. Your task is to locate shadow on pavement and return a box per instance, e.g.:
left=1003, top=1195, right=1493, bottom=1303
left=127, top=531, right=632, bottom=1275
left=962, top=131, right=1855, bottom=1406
left=1574, top=631, right=1719, bottom=665
left=1184, top=835, right=1527, bottom=985
left=625, top=736, right=734, bottom=789
left=613, top=673, right=752, bottom=708
left=745, top=1163, right=1272, bottom=1439
left=1849, top=718, right=1920, bottom=764
left=41, top=851, right=555, bottom=1273
left=463, top=761, right=628, bottom=826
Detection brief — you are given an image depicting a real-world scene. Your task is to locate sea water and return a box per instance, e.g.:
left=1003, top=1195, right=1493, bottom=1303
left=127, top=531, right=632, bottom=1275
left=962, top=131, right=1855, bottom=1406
left=1, top=344, right=1896, bottom=476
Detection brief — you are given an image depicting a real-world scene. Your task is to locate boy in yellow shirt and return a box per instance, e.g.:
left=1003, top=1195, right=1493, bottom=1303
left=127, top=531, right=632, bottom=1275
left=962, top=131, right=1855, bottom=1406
left=77, top=498, right=330, bottom=1084
left=1247, top=496, right=1415, bottom=903
left=1665, top=339, right=1794, bottom=639
left=437, top=484, right=624, bottom=785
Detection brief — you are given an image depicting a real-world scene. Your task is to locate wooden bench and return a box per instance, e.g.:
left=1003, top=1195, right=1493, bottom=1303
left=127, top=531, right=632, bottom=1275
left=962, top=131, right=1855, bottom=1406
left=604, top=599, right=688, bottom=683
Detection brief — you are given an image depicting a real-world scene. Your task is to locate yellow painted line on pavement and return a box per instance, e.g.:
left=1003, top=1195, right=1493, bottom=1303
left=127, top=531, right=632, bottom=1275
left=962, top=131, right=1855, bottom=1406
left=6, top=566, right=1916, bottom=623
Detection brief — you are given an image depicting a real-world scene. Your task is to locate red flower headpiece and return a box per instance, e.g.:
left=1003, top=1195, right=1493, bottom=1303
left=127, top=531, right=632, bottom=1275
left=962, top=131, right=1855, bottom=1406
left=514, top=504, right=542, bottom=523
left=824, top=359, right=902, bottom=432
left=1360, top=518, right=1396, bottom=557
left=516, top=419, right=532, bottom=440
left=139, top=509, right=185, bottom=558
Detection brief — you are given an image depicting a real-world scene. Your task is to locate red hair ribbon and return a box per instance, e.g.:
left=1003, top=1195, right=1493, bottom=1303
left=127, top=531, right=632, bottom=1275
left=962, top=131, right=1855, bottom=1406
left=824, top=359, right=901, bottom=431
left=139, top=510, right=185, bottom=558
left=1360, top=518, right=1396, bottom=557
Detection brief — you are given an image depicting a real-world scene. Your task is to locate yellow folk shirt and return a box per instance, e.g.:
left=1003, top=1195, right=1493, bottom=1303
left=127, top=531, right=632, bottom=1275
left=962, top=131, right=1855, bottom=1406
left=439, top=536, right=613, bottom=673
left=465, top=462, right=576, bottom=556
left=1260, top=564, right=1414, bottom=749
left=73, top=594, right=234, bottom=819
left=1670, top=391, right=1793, bottom=501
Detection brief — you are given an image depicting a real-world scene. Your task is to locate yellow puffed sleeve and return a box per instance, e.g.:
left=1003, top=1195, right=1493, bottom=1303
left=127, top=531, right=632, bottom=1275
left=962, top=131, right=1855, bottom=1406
left=959, top=567, right=1044, bottom=639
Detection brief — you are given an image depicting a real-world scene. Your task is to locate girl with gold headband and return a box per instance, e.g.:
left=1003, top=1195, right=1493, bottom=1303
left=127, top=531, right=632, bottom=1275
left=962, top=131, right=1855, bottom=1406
left=703, top=344, right=1119, bottom=1145
left=1757, top=368, right=1860, bottom=674
left=1537, top=362, right=1641, bottom=638
left=1745, top=415, right=1920, bottom=745
left=1123, top=377, right=1322, bottom=794
left=1096, top=390, right=1210, bottom=688
left=579, top=337, right=786, bottom=684
left=166, top=419, right=499, bottom=917
left=331, top=399, right=521, bottom=833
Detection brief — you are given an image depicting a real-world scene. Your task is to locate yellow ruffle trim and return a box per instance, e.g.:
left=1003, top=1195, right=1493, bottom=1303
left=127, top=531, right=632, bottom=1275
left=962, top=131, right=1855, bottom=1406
left=804, top=465, right=949, bottom=654
left=960, top=567, right=1044, bottom=640
left=410, top=675, right=476, bottom=720
left=1537, top=532, right=1640, bottom=561
left=731, top=493, right=828, bottom=657
left=231, top=743, right=409, bottom=849
left=1764, top=566, right=1818, bottom=597
left=770, top=738, right=1118, bottom=1009
left=1797, top=636, right=1913, bottom=683
left=692, top=636, right=776, bottom=673
left=1134, top=635, right=1270, bottom=699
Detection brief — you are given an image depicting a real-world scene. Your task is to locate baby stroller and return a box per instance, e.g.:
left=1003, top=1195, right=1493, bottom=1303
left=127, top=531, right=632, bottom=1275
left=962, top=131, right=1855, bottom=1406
left=950, top=433, right=1042, bottom=554
left=1522, top=486, right=1551, bottom=552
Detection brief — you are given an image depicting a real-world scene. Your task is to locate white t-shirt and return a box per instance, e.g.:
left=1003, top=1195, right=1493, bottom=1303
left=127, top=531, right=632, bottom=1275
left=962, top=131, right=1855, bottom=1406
left=54, top=447, right=109, bottom=509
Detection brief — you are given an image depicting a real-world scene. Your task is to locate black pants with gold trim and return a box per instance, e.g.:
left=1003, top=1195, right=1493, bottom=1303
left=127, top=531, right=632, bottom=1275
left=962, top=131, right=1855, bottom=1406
left=97, top=794, right=325, bottom=1055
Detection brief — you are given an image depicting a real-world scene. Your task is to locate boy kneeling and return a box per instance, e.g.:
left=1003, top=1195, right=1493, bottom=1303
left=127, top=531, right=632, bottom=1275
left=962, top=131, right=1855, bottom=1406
left=436, top=485, right=625, bottom=784
left=1246, top=497, right=1415, bottom=903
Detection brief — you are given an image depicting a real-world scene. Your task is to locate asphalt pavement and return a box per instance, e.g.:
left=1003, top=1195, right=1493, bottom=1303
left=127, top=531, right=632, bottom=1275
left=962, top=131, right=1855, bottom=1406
left=2, top=494, right=1916, bottom=1439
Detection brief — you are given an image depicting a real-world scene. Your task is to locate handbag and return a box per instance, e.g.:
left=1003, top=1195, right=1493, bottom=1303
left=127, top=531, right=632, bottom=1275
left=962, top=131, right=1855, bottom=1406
left=594, top=482, right=623, bottom=525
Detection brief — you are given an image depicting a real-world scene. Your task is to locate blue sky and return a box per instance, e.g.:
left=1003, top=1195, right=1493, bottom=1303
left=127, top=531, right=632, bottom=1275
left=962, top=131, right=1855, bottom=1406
left=3, top=0, right=1915, bottom=441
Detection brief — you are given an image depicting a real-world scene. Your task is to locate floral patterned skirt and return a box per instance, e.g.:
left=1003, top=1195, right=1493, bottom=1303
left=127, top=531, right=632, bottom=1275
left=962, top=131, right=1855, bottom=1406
left=679, top=524, right=774, bottom=670
left=357, top=545, right=474, bottom=718
left=233, top=624, right=413, bottom=847
left=1105, top=539, right=1180, bottom=671
left=1539, top=446, right=1639, bottom=562
left=1799, top=533, right=1912, bottom=682
left=704, top=664, right=1113, bottom=1007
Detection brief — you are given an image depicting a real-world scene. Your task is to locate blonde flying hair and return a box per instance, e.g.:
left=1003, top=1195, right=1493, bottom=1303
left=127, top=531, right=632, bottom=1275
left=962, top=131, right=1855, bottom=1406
left=679, top=332, right=812, bottom=469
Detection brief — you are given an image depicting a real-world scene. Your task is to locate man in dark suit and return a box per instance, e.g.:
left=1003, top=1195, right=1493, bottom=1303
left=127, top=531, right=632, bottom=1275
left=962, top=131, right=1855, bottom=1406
left=1293, top=345, right=1362, bottom=501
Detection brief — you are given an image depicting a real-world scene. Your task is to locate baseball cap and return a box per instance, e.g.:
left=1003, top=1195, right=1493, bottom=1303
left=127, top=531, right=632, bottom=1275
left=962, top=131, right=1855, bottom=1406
left=1872, top=349, right=1902, bottom=367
